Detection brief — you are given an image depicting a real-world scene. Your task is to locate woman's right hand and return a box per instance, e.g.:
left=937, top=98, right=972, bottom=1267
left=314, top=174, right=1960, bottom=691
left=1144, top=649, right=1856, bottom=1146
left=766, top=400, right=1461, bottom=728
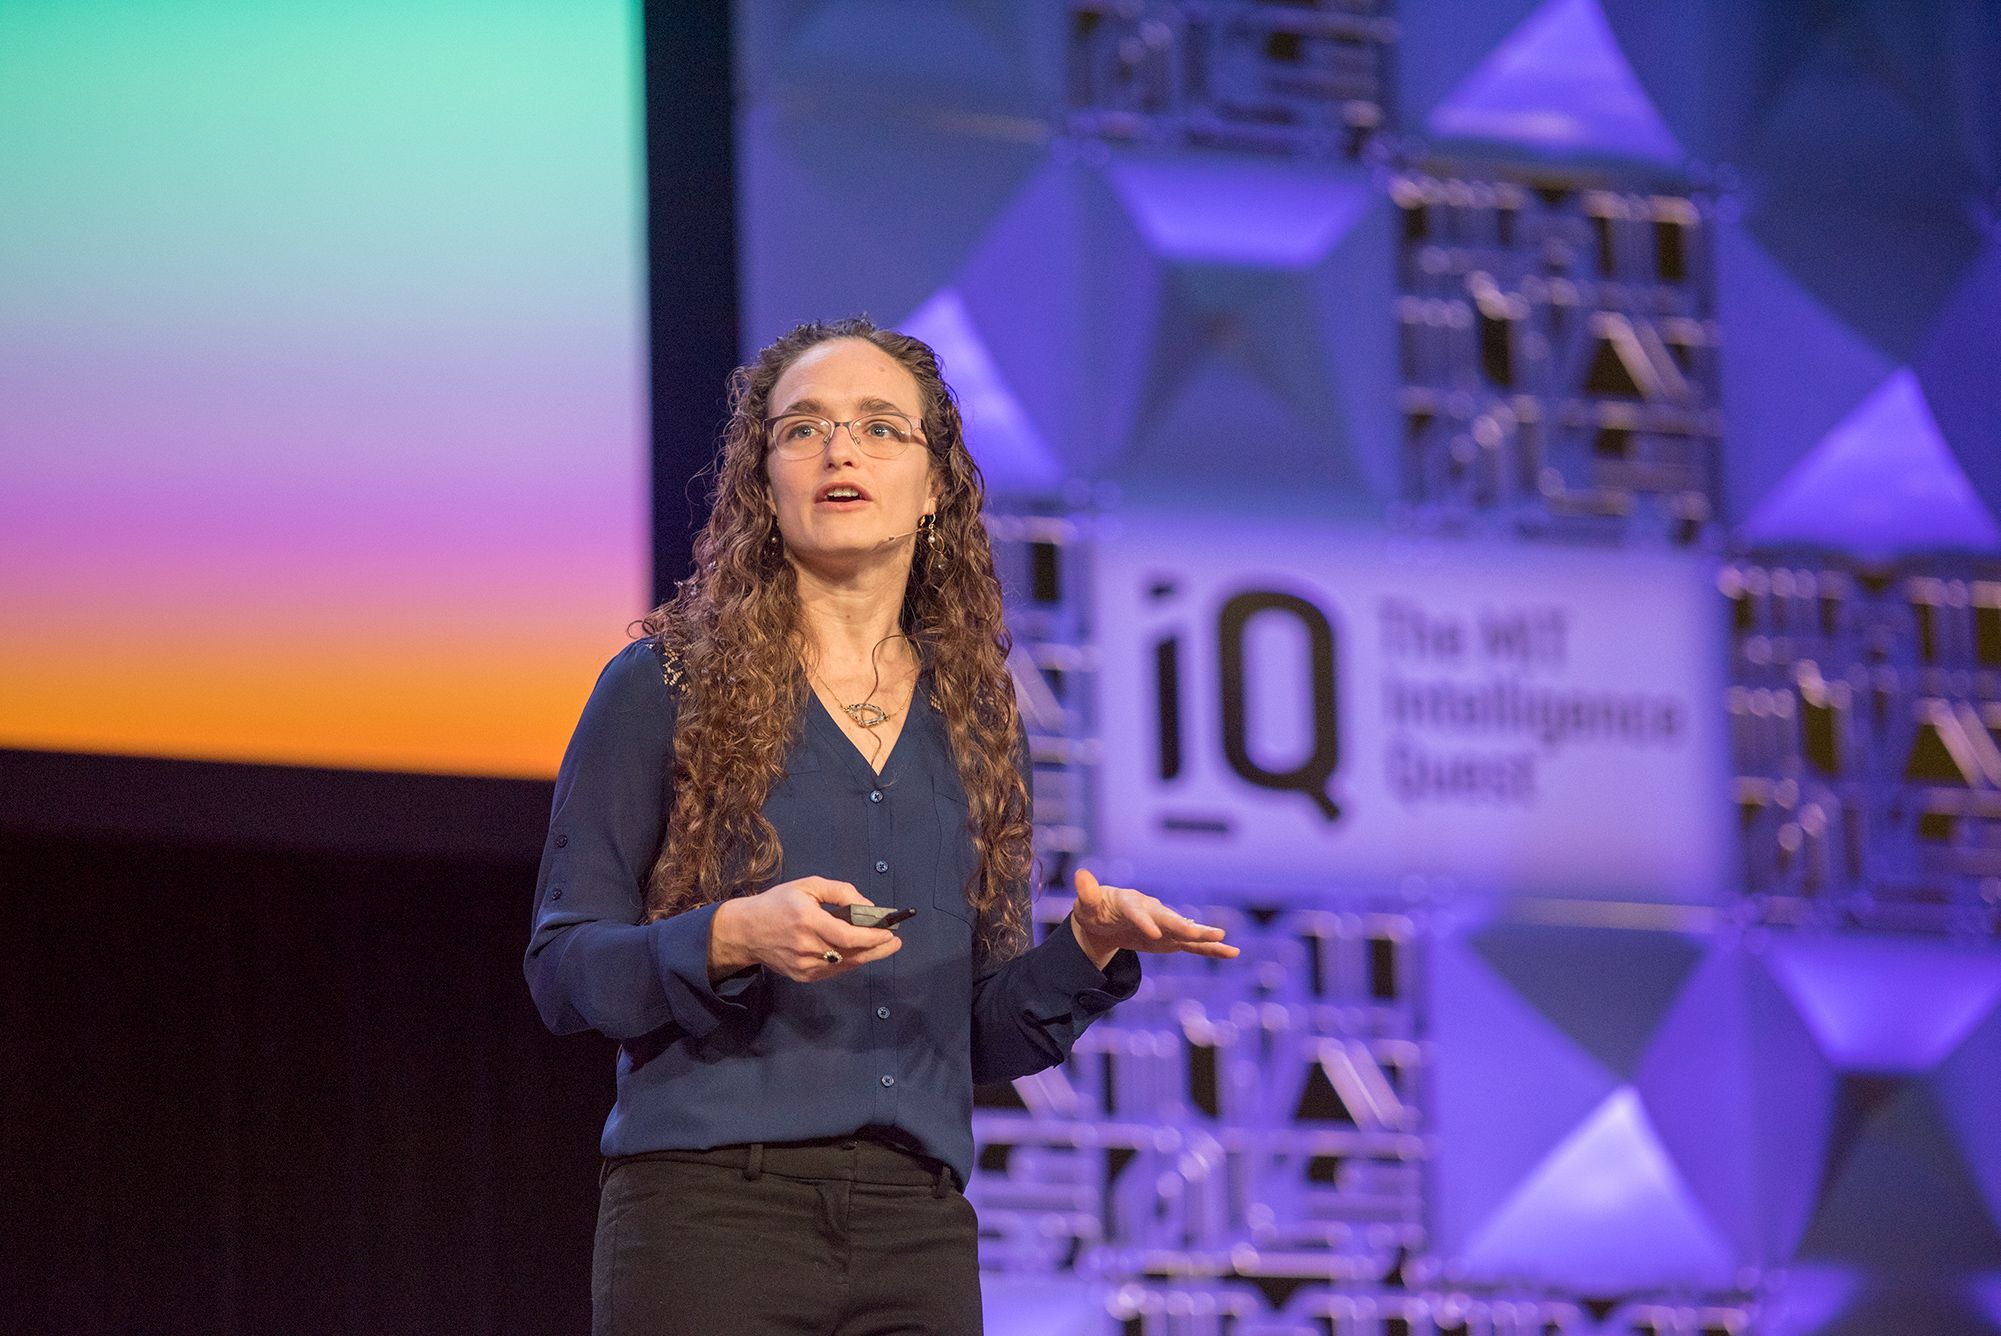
left=706, top=876, right=902, bottom=983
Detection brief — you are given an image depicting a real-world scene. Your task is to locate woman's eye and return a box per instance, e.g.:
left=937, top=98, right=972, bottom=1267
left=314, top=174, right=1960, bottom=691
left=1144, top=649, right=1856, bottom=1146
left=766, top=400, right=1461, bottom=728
left=863, top=419, right=901, bottom=439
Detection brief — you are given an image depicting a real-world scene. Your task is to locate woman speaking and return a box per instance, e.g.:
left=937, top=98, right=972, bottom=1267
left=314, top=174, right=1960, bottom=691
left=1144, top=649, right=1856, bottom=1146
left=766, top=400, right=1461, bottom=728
left=525, top=318, right=1237, bottom=1335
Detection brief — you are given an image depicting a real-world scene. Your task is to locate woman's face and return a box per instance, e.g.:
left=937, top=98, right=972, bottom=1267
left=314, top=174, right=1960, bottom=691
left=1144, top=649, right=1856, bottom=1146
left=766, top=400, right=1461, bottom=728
left=764, top=338, right=938, bottom=572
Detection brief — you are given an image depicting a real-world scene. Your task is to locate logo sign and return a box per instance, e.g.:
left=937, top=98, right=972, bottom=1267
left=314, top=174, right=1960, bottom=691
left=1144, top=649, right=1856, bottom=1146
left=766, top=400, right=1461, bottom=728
left=1091, top=511, right=1729, bottom=904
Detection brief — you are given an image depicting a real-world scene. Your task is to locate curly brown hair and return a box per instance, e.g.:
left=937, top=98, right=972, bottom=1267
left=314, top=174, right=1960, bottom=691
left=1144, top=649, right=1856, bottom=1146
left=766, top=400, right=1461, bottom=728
left=639, top=318, right=1032, bottom=958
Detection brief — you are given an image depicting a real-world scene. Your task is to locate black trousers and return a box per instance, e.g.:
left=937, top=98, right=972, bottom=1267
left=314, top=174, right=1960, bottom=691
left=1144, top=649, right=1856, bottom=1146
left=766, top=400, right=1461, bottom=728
left=593, top=1138, right=984, bottom=1336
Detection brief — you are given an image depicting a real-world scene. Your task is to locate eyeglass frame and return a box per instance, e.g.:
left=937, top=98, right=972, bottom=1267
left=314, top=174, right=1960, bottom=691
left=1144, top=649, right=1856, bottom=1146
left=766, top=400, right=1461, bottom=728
left=762, top=408, right=929, bottom=461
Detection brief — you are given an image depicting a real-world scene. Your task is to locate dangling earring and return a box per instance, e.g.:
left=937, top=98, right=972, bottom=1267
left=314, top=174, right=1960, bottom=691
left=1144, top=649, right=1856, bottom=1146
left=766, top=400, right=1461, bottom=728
left=918, top=511, right=938, bottom=555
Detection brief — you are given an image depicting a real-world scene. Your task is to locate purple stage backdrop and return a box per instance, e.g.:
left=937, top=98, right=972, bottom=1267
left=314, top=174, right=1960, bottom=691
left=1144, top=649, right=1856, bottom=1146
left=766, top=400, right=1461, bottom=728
left=737, top=2, right=2001, bottom=1334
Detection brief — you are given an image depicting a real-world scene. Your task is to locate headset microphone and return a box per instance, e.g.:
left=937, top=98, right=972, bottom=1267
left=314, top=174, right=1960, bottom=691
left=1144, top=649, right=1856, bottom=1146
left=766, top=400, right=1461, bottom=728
left=874, top=519, right=934, bottom=549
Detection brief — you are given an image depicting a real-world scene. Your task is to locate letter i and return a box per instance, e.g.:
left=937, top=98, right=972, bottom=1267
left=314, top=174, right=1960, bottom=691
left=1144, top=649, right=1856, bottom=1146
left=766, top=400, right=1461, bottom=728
left=1154, top=635, right=1183, bottom=781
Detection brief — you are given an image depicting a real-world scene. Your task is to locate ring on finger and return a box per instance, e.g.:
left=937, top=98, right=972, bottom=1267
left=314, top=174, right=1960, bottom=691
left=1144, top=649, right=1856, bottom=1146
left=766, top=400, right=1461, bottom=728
left=822, top=949, right=842, bottom=966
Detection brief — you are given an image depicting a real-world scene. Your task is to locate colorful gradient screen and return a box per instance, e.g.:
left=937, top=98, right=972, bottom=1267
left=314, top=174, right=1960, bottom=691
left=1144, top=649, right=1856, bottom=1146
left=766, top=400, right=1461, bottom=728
left=0, top=2, right=649, bottom=779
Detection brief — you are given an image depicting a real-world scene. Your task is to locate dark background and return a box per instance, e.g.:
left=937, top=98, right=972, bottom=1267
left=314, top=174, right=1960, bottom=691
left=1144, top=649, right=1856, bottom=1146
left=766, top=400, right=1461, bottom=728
left=0, top=6, right=732, bottom=1332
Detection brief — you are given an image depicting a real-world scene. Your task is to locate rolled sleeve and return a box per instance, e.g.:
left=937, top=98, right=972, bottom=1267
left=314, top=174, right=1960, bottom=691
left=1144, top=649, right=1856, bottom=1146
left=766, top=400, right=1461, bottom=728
left=524, top=640, right=764, bottom=1042
left=648, top=900, right=766, bottom=1038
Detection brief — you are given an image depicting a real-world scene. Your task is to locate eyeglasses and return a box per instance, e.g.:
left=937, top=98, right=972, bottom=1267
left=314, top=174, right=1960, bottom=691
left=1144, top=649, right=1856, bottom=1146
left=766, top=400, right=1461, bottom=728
left=764, top=410, right=926, bottom=461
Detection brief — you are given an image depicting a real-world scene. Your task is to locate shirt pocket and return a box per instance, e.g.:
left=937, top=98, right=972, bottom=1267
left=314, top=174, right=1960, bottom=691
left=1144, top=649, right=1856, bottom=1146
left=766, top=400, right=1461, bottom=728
left=931, top=777, right=978, bottom=925
left=763, top=748, right=833, bottom=882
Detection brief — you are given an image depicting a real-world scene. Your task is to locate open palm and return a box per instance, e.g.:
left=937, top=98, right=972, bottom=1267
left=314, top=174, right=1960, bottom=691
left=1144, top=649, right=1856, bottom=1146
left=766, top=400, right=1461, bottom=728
left=1069, top=867, right=1240, bottom=964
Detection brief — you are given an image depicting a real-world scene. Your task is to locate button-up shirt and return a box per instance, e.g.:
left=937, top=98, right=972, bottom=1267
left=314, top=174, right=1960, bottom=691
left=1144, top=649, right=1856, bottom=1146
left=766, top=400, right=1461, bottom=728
left=524, top=640, right=1139, bottom=1184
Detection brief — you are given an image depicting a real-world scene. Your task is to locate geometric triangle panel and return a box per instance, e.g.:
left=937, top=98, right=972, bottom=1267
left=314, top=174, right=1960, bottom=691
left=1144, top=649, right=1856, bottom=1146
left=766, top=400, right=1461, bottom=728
left=1469, top=921, right=1703, bottom=1078
left=901, top=288, right=1067, bottom=495
left=1104, top=155, right=1399, bottom=513
left=1600, top=0, right=2001, bottom=196
left=738, top=105, right=1045, bottom=352
left=1932, top=999, right=2001, bottom=1252
left=1740, top=185, right=1991, bottom=366
left=1703, top=4, right=2001, bottom=372
left=1764, top=934, right=2001, bottom=1075
left=1635, top=945, right=1833, bottom=1267
left=1424, top=0, right=1684, bottom=167
left=1795, top=1080, right=2001, bottom=1272
left=1125, top=344, right=1341, bottom=502
left=949, top=147, right=1401, bottom=508
left=948, top=159, right=1166, bottom=489
left=1429, top=926, right=1621, bottom=1261
left=1394, top=0, right=1547, bottom=132
left=1915, top=231, right=2001, bottom=536
left=1739, top=367, right=2001, bottom=558
left=1104, top=152, right=1379, bottom=269
left=1458, top=1087, right=1738, bottom=1292
left=1714, top=218, right=1898, bottom=535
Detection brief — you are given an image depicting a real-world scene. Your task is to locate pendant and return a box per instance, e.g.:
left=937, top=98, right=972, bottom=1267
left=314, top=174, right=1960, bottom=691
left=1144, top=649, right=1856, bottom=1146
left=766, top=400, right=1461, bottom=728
left=844, top=701, right=890, bottom=728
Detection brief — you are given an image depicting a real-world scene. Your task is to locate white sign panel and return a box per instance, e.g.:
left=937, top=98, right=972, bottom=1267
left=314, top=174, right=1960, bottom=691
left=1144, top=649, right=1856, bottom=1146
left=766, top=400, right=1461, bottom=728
left=1090, top=511, right=1730, bottom=904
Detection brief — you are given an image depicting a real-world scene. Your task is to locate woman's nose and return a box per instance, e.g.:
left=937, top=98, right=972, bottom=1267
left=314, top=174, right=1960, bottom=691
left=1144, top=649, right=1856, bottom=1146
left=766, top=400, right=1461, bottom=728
left=823, top=421, right=864, bottom=461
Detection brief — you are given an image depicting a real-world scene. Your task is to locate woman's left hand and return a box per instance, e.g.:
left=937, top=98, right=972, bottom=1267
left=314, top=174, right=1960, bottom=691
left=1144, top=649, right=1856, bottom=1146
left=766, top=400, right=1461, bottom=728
left=1069, top=867, right=1240, bottom=969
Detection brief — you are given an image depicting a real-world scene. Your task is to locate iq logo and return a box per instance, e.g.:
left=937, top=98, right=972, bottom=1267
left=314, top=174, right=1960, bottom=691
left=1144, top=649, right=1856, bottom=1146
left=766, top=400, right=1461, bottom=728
left=1150, top=584, right=1344, bottom=824
left=1093, top=510, right=1728, bottom=903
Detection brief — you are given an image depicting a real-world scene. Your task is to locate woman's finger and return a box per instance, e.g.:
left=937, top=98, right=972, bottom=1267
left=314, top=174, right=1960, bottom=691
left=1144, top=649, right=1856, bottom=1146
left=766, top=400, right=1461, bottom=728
left=1072, top=866, right=1103, bottom=904
left=801, top=934, right=902, bottom=980
left=840, top=935, right=904, bottom=967
left=815, top=920, right=897, bottom=953
left=1160, top=915, right=1227, bottom=941
left=1137, top=899, right=1224, bottom=938
left=804, top=878, right=869, bottom=907
left=1127, top=897, right=1166, bottom=940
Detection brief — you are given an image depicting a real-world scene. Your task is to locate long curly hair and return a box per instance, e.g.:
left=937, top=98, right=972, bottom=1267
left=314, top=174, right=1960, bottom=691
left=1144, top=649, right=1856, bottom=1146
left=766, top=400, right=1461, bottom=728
left=639, top=318, right=1032, bottom=958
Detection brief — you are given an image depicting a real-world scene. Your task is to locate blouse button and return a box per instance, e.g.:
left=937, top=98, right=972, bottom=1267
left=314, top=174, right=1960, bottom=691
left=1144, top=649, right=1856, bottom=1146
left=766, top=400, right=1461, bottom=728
left=875, top=1006, right=890, bottom=1020
left=880, top=1075, right=895, bottom=1088
left=869, top=790, right=883, bottom=803
left=554, top=833, right=569, bottom=847
left=875, top=860, right=889, bottom=874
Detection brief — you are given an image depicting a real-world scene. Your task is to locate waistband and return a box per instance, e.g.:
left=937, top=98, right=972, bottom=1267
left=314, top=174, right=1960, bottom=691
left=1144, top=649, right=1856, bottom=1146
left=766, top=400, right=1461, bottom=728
left=604, top=1135, right=960, bottom=1196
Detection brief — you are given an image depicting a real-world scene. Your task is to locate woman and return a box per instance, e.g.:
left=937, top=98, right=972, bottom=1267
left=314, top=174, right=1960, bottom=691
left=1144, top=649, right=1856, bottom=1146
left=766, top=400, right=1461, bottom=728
left=525, top=318, right=1236, bottom=1336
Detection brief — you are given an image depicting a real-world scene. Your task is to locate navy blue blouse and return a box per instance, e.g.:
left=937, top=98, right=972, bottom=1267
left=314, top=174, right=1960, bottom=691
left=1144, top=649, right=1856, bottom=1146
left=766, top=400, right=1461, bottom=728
left=524, top=639, right=1139, bottom=1184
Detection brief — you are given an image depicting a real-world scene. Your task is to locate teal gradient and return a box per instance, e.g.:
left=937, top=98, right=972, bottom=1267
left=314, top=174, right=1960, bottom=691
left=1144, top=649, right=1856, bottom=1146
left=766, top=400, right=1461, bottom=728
left=0, top=1, right=651, bottom=776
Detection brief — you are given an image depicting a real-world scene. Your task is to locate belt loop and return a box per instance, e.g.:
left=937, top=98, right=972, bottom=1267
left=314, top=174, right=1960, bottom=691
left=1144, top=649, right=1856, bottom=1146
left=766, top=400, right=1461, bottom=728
left=745, top=1143, right=765, bottom=1182
left=932, top=1161, right=950, bottom=1198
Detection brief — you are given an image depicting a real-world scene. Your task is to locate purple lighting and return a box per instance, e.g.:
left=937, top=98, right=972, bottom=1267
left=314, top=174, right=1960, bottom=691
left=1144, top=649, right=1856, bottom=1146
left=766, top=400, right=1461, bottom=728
left=1433, top=930, right=1622, bottom=1258
left=979, top=1275, right=1107, bottom=1336
left=1766, top=935, right=2001, bottom=1073
left=1756, top=1266, right=1861, bottom=1335
left=1461, top=1088, right=1735, bottom=1290
left=1425, top=0, right=1684, bottom=165
left=1104, top=154, right=1376, bottom=269
left=1739, top=367, right=2001, bottom=558
left=902, top=288, right=1065, bottom=494
left=1972, top=1274, right=2001, bottom=1330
